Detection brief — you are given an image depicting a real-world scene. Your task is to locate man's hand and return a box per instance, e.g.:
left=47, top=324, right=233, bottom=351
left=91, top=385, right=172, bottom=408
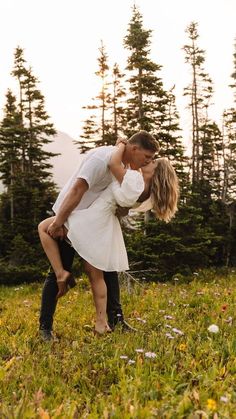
left=56, top=281, right=68, bottom=299
left=115, top=206, right=130, bottom=218
left=47, top=222, right=65, bottom=240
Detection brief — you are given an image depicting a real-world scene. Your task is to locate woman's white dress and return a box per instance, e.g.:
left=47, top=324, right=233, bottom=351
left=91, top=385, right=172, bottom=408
left=67, top=170, right=144, bottom=272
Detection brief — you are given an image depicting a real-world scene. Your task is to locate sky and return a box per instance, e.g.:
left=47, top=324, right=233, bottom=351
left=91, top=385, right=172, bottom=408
left=0, top=0, right=235, bottom=150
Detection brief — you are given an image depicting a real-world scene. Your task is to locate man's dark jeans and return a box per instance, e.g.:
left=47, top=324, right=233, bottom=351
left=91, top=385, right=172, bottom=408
left=39, top=239, right=123, bottom=331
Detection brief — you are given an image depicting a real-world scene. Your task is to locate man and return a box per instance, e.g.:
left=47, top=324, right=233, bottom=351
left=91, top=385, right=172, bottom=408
left=39, top=130, right=159, bottom=341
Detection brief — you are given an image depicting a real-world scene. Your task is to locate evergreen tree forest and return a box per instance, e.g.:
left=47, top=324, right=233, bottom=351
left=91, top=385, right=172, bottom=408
left=0, top=47, right=58, bottom=282
left=1, top=6, right=236, bottom=282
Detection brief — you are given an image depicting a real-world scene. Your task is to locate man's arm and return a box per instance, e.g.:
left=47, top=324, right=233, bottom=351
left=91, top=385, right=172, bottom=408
left=47, top=178, right=88, bottom=238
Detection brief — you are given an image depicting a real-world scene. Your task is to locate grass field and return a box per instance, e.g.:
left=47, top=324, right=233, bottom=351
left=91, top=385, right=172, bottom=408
left=0, top=270, right=236, bottom=418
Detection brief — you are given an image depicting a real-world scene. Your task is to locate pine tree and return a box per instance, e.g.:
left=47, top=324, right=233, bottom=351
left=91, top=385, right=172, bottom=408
left=76, top=42, right=117, bottom=152
left=108, top=63, right=126, bottom=142
left=183, top=22, right=216, bottom=185
left=123, top=5, right=168, bottom=137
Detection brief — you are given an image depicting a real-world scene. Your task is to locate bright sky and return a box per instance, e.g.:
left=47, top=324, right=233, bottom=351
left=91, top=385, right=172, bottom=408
left=0, top=0, right=235, bottom=149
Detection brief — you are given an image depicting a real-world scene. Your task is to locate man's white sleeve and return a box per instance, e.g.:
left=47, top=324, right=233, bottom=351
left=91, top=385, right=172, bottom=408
left=77, top=157, right=106, bottom=188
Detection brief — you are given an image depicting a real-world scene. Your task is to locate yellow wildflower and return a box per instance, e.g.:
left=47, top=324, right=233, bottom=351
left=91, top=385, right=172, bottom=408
left=178, top=343, right=187, bottom=352
left=207, top=398, right=217, bottom=411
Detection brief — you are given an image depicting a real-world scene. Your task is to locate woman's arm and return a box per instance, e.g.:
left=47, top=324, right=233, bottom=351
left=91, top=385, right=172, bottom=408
left=108, top=143, right=127, bottom=184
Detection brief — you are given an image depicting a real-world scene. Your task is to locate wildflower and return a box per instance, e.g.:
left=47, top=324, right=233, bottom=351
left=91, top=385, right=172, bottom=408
left=128, top=359, right=135, bottom=365
left=221, top=304, right=228, bottom=312
left=174, top=277, right=179, bottom=281
left=224, top=316, right=233, bottom=324
left=208, top=324, right=219, bottom=334
left=196, top=291, right=204, bottom=295
left=120, top=355, right=128, bottom=360
left=207, top=398, right=217, bottom=411
left=136, top=317, right=146, bottom=324
left=144, top=352, right=157, bottom=359
left=164, top=315, right=174, bottom=320
left=220, top=395, right=228, bottom=403
left=172, top=328, right=184, bottom=336
left=135, top=349, right=144, bottom=353
left=193, top=272, right=199, bottom=276
left=165, top=324, right=172, bottom=328
left=178, top=343, right=187, bottom=352
left=165, top=333, right=175, bottom=339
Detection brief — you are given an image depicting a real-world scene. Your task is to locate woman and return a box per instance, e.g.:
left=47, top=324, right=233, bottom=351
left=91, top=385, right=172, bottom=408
left=38, top=144, right=179, bottom=334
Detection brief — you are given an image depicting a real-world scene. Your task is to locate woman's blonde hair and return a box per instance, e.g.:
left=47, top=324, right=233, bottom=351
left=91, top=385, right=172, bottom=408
left=150, top=158, right=179, bottom=222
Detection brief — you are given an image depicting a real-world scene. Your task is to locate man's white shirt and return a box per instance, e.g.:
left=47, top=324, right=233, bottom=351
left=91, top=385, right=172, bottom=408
left=52, top=145, right=115, bottom=214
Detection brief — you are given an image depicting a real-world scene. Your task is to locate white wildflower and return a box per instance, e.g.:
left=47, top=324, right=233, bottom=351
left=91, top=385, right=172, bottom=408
left=220, top=396, right=229, bottom=403
left=224, top=316, right=233, bottom=324
left=144, top=352, right=157, bottom=359
left=135, top=349, right=144, bottom=353
left=165, top=333, right=175, bottom=339
left=136, top=317, right=146, bottom=323
left=208, top=324, right=219, bottom=333
left=120, top=355, right=128, bottom=360
left=172, top=328, right=184, bottom=336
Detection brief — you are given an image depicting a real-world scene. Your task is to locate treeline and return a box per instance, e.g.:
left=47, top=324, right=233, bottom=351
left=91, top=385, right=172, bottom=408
left=76, top=7, right=236, bottom=279
left=0, top=5, right=236, bottom=282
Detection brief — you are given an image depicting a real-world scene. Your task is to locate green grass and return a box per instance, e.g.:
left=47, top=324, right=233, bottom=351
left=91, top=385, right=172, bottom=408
left=1, top=270, right=236, bottom=418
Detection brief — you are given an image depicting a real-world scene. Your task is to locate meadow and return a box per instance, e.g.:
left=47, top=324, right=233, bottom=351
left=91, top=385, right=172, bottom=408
left=0, top=270, right=236, bottom=418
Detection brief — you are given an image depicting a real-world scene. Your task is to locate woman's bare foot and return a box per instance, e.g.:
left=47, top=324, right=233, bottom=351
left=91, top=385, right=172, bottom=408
left=56, top=270, right=72, bottom=299
left=94, top=321, right=112, bottom=335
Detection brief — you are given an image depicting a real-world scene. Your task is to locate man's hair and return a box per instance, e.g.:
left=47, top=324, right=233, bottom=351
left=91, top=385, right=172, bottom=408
left=128, top=130, right=159, bottom=153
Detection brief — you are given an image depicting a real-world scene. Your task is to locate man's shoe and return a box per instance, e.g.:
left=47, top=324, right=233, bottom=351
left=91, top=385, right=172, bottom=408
left=39, top=329, right=53, bottom=342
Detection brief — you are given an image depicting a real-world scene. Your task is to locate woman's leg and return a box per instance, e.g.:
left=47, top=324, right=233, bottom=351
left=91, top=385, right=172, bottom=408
left=84, top=261, right=111, bottom=334
left=38, top=217, right=71, bottom=298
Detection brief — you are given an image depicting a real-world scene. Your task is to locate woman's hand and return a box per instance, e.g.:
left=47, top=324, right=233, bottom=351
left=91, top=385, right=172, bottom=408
left=115, top=137, right=127, bottom=146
